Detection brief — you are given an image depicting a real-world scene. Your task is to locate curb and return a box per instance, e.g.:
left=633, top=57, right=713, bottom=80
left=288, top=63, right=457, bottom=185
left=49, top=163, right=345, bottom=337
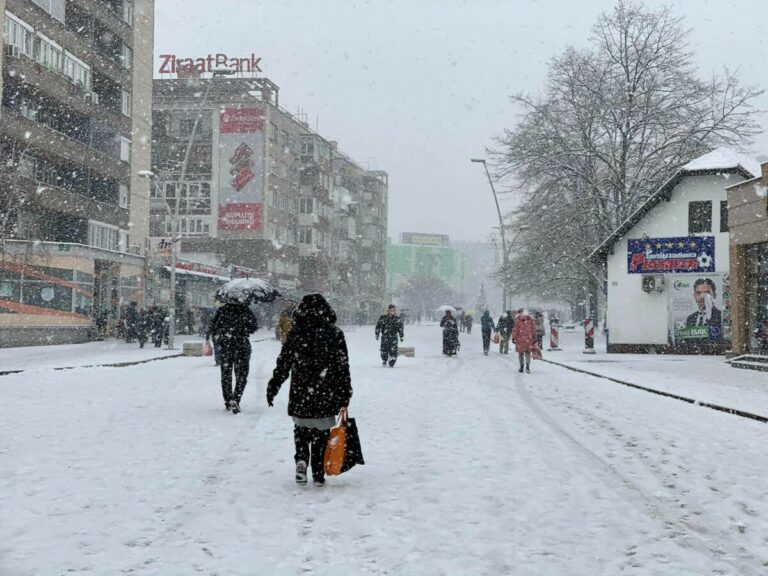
left=541, top=357, right=768, bottom=425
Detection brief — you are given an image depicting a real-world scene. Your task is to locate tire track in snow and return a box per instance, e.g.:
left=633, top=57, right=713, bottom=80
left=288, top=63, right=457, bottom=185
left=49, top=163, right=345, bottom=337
left=510, top=360, right=761, bottom=575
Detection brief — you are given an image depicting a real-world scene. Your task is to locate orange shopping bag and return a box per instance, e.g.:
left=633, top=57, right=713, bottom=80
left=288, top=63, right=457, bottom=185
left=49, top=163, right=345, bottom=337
left=324, top=408, right=365, bottom=476
left=202, top=340, right=213, bottom=356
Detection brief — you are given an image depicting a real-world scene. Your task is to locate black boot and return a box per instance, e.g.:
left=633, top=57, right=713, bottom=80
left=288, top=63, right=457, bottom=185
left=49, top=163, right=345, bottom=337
left=525, top=365, right=531, bottom=374
left=518, top=366, right=524, bottom=373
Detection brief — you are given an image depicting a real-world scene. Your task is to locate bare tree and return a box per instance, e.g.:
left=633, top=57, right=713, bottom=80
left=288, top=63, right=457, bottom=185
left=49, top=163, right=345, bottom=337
left=493, top=0, right=762, bottom=311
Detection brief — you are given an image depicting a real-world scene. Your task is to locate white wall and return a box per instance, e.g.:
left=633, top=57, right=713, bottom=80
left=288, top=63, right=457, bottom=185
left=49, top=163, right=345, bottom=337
left=606, top=173, right=737, bottom=346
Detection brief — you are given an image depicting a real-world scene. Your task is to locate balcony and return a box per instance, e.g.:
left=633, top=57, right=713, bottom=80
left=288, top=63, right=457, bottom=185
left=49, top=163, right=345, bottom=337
left=1, top=109, right=129, bottom=181
left=298, top=213, right=319, bottom=226
left=3, top=52, right=131, bottom=135
left=3, top=173, right=128, bottom=229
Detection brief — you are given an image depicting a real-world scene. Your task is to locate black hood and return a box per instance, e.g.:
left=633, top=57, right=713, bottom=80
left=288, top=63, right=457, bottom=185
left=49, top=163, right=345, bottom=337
left=294, top=293, right=337, bottom=327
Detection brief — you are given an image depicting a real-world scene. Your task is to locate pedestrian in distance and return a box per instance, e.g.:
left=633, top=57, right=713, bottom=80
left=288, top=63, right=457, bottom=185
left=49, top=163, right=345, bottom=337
left=496, top=312, right=513, bottom=354
left=465, top=314, right=473, bottom=334
left=375, top=304, right=404, bottom=367
left=276, top=302, right=295, bottom=345
left=440, top=310, right=460, bottom=356
left=149, top=306, right=165, bottom=348
left=125, top=301, right=139, bottom=343
left=267, top=294, right=353, bottom=487
left=136, top=308, right=149, bottom=348
left=480, top=310, right=496, bottom=355
left=533, top=311, right=546, bottom=350
left=512, top=310, right=538, bottom=373
left=458, top=310, right=466, bottom=333
left=206, top=301, right=258, bottom=414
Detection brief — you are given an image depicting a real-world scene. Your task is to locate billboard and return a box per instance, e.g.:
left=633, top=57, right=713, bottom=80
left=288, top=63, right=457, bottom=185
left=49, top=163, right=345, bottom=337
left=400, top=233, right=450, bottom=247
left=667, top=273, right=731, bottom=345
left=627, top=236, right=715, bottom=274
left=217, top=108, right=264, bottom=231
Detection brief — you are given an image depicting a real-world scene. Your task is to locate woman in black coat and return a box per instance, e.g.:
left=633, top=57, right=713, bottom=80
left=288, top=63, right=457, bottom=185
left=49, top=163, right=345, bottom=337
left=267, top=294, right=353, bottom=486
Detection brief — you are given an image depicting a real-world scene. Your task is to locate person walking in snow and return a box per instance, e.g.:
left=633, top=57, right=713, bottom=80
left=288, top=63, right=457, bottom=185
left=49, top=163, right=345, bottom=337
left=496, top=312, right=513, bottom=354
left=206, top=301, right=258, bottom=413
left=440, top=310, right=460, bottom=356
left=533, top=311, right=546, bottom=350
left=465, top=314, right=473, bottom=334
left=375, top=304, right=404, bottom=367
left=276, top=303, right=295, bottom=345
left=480, top=310, right=496, bottom=355
left=266, top=294, right=353, bottom=487
left=512, top=311, right=538, bottom=373
left=125, top=301, right=139, bottom=343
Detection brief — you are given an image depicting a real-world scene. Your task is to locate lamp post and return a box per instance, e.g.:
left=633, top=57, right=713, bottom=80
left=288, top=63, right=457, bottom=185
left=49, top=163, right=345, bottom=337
left=139, top=69, right=233, bottom=349
left=471, top=158, right=509, bottom=310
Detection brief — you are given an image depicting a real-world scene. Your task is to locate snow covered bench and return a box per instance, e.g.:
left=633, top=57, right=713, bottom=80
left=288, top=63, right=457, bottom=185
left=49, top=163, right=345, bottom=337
left=183, top=341, right=204, bottom=356
left=398, top=346, right=415, bottom=357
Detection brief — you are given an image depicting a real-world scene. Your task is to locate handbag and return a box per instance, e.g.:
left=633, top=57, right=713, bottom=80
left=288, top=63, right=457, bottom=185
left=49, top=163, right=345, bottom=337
left=492, top=332, right=500, bottom=344
left=202, top=340, right=213, bottom=356
left=324, top=408, right=365, bottom=476
left=532, top=345, right=543, bottom=360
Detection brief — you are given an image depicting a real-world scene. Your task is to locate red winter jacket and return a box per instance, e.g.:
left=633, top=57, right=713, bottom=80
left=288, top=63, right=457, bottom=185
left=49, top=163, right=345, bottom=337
left=512, top=314, right=538, bottom=353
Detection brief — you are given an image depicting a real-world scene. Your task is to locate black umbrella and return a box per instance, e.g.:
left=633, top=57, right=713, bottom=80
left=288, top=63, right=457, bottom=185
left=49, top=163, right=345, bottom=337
left=215, top=278, right=282, bottom=305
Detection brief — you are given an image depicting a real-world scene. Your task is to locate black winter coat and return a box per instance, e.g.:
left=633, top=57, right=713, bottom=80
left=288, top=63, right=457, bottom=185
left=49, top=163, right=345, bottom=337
left=208, top=303, right=258, bottom=343
left=267, top=295, right=352, bottom=419
left=375, top=314, right=404, bottom=347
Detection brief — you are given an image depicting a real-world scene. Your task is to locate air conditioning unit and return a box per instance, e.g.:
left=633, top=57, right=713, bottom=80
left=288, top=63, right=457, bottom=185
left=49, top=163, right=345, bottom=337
left=84, top=91, right=100, bottom=105
left=5, top=45, right=20, bottom=58
left=641, top=274, right=665, bottom=293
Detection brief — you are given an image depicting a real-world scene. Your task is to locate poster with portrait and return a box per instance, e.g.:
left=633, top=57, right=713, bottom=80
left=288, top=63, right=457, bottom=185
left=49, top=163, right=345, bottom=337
left=667, top=273, right=731, bottom=345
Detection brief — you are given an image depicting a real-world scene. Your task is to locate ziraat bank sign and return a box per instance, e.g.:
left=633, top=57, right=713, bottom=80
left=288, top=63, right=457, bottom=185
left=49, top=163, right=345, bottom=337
left=158, top=53, right=262, bottom=74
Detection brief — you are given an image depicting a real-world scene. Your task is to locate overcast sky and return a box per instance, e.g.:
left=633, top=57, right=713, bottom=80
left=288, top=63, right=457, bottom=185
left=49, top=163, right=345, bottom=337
left=155, top=0, right=768, bottom=243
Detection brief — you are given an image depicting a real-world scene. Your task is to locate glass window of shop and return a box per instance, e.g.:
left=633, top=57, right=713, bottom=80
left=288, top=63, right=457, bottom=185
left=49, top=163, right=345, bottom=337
left=745, top=242, right=768, bottom=353
left=0, top=262, right=92, bottom=316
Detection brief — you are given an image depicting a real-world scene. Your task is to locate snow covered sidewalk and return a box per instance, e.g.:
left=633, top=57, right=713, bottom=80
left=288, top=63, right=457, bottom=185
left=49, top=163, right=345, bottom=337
left=550, top=331, right=768, bottom=417
left=2, top=325, right=768, bottom=575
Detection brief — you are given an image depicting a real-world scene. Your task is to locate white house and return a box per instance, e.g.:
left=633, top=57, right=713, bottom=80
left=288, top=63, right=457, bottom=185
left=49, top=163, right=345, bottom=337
left=589, top=148, right=760, bottom=353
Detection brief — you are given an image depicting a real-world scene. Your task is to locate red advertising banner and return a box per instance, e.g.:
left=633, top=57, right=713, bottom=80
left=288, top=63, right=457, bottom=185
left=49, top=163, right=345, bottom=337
left=218, top=203, right=263, bottom=231
left=218, top=108, right=264, bottom=231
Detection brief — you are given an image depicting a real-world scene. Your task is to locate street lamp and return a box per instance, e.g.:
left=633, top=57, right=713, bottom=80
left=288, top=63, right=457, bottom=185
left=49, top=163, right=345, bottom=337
left=471, top=158, right=509, bottom=310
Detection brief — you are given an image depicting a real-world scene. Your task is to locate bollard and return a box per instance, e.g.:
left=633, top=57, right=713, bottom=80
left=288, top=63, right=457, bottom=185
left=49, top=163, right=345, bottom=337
left=548, top=322, right=561, bottom=351
left=583, top=319, right=596, bottom=354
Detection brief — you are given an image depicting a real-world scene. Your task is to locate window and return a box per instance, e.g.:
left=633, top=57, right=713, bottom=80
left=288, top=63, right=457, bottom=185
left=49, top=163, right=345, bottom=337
left=299, top=197, right=313, bottom=213
left=120, top=44, right=133, bottom=70
left=178, top=119, right=195, bottom=136
left=299, top=228, right=312, bottom=244
left=688, top=201, right=712, bottom=234
left=119, top=184, right=129, bottom=208
left=119, top=137, right=131, bottom=163
left=123, top=0, right=134, bottom=25
left=31, top=0, right=64, bottom=22
left=121, top=90, right=132, bottom=117
left=269, top=122, right=278, bottom=143
left=300, top=141, right=314, bottom=156
left=63, top=53, right=91, bottom=90
left=88, top=221, right=120, bottom=251
left=18, top=154, right=36, bottom=178
left=720, top=200, right=729, bottom=233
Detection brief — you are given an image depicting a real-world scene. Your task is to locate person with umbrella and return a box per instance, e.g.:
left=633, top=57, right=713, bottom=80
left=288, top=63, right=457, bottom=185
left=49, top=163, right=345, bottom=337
left=440, top=309, right=460, bottom=356
left=375, top=304, right=404, bottom=367
left=206, top=298, right=258, bottom=413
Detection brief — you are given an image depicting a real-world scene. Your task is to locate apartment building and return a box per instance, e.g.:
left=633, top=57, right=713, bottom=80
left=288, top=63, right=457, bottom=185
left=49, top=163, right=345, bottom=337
left=0, top=0, right=153, bottom=346
left=150, top=76, right=302, bottom=299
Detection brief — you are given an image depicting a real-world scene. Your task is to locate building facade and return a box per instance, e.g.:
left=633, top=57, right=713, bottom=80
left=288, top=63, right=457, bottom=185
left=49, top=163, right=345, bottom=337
left=150, top=75, right=388, bottom=320
left=590, top=149, right=758, bottom=354
left=0, top=0, right=153, bottom=346
left=726, top=161, right=768, bottom=361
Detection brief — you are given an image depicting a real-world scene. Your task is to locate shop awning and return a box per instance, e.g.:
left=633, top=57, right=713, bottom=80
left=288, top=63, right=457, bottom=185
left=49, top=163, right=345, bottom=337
left=162, top=266, right=230, bottom=282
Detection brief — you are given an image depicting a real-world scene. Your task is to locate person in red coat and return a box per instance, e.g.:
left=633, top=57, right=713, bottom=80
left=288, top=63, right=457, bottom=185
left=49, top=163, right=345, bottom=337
left=512, top=312, right=538, bottom=373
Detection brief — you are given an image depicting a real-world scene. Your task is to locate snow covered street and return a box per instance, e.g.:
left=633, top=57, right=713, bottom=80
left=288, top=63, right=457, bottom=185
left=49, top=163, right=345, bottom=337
left=2, top=325, right=768, bottom=575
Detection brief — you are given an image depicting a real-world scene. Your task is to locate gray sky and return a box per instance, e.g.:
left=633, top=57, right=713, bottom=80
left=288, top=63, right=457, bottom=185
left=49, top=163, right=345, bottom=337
left=155, top=0, right=767, bottom=243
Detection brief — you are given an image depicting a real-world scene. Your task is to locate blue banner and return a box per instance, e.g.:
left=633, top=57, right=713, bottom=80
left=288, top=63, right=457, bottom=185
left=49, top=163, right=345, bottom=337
left=627, top=236, right=715, bottom=274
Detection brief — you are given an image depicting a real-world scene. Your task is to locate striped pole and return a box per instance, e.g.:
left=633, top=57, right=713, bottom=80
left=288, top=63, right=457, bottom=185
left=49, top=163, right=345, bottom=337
left=548, top=322, right=561, bottom=351
left=583, top=318, right=596, bottom=354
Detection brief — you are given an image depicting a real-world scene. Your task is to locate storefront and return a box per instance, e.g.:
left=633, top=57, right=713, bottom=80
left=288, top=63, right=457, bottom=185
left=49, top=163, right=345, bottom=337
left=0, top=240, right=145, bottom=346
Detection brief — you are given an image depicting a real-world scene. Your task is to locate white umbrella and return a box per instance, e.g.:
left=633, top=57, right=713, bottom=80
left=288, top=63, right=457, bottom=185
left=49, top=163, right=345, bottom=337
left=215, top=278, right=281, bottom=304
left=436, top=305, right=457, bottom=313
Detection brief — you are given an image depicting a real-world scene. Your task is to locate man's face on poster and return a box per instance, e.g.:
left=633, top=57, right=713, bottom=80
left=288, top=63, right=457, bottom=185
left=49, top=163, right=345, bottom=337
left=693, top=281, right=716, bottom=311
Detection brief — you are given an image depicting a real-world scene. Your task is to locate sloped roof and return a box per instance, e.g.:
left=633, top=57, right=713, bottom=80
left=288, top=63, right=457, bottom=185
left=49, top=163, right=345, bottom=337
left=588, top=148, right=758, bottom=262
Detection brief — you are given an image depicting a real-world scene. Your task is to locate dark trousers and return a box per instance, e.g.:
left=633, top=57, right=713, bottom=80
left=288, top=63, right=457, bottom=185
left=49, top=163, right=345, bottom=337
left=380, top=337, right=398, bottom=363
left=294, top=425, right=331, bottom=481
left=219, top=339, right=251, bottom=404
left=482, top=330, right=491, bottom=352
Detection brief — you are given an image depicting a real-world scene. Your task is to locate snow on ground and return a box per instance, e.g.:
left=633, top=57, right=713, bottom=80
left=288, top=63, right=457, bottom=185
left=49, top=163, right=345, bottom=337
left=2, top=325, right=768, bottom=575
left=553, top=331, right=768, bottom=417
